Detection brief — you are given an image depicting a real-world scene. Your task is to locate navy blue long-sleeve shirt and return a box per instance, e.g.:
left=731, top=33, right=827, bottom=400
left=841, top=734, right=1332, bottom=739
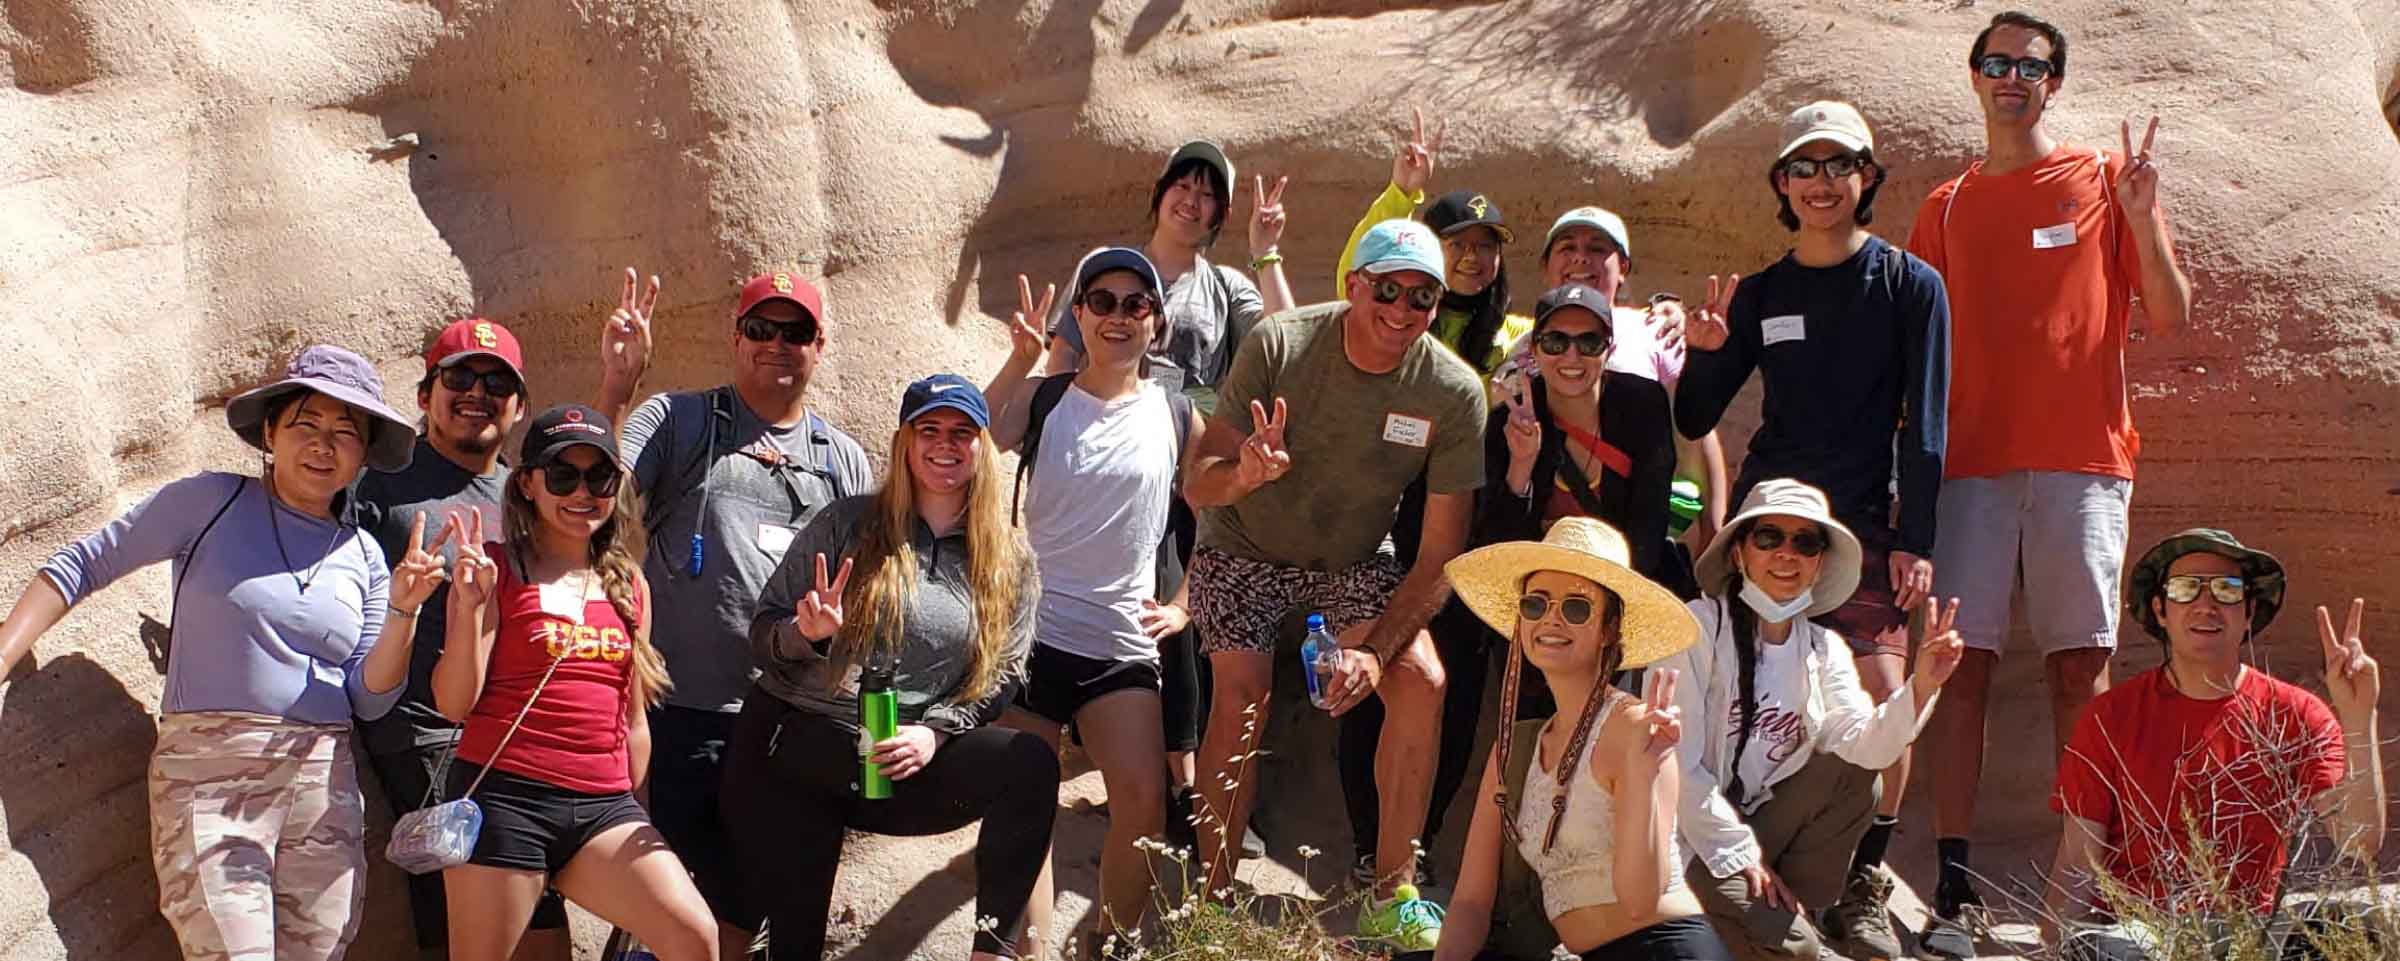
left=1675, top=236, right=1951, bottom=556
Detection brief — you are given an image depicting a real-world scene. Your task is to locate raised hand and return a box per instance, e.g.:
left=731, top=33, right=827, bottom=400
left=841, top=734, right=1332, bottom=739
left=1391, top=106, right=1443, bottom=196
left=448, top=509, right=499, bottom=607
left=1911, top=597, right=1966, bottom=698
left=602, top=266, right=659, bottom=385
left=1633, top=668, right=1683, bottom=763
left=1890, top=550, right=1934, bottom=612
left=1648, top=297, right=1688, bottom=359
left=1234, top=397, right=1293, bottom=491
left=1502, top=374, right=1542, bottom=471
left=1247, top=173, right=1290, bottom=258
left=1005, top=274, right=1056, bottom=369
left=2117, top=116, right=2161, bottom=220
left=2316, top=599, right=2380, bottom=717
left=390, top=511, right=459, bottom=613
left=1137, top=598, right=1189, bottom=641
left=1685, top=275, right=1737, bottom=352
left=793, top=552, right=854, bottom=643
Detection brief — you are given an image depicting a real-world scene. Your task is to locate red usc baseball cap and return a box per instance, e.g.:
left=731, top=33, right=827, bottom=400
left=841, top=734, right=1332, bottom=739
left=425, top=317, right=526, bottom=378
left=734, top=271, right=825, bottom=325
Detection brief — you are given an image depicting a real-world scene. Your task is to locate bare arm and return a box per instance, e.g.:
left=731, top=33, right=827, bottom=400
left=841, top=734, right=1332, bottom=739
left=2313, top=599, right=2385, bottom=863
left=1612, top=672, right=1684, bottom=918
left=626, top=576, right=655, bottom=793
left=429, top=524, right=500, bottom=722
left=2117, top=119, right=2191, bottom=336
left=1360, top=491, right=1471, bottom=663
left=596, top=267, right=660, bottom=428
left=0, top=577, right=70, bottom=683
left=2042, top=814, right=2110, bottom=943
left=1432, top=746, right=1505, bottom=961
left=983, top=276, right=1058, bottom=453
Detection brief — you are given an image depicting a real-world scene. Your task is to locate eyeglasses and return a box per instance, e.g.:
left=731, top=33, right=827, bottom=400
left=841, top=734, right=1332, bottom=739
left=1518, top=593, right=1596, bottom=625
left=1368, top=277, right=1442, bottom=312
left=436, top=366, right=523, bottom=398
left=1747, top=524, right=1828, bottom=557
left=1079, top=289, right=1159, bottom=320
left=2163, top=574, right=2248, bottom=606
left=739, top=315, right=819, bottom=346
left=1535, top=330, right=1611, bottom=357
left=1444, top=235, right=1502, bottom=259
left=1782, top=155, right=1867, bottom=180
left=1976, top=54, right=2055, bottom=83
left=540, top=461, right=622, bottom=498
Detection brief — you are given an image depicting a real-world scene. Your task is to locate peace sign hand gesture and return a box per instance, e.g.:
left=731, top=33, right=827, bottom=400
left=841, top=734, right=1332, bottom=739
left=1391, top=106, right=1444, bottom=196
left=1502, top=375, right=1542, bottom=471
left=2117, top=117, right=2162, bottom=221
left=1631, top=668, right=1684, bottom=769
left=602, top=266, right=659, bottom=386
left=1005, top=274, right=1056, bottom=370
left=793, top=552, right=854, bottom=643
left=2316, top=599, right=2381, bottom=718
left=1685, top=274, right=1738, bottom=353
left=1234, top=398, right=1293, bottom=492
left=1248, top=174, right=1290, bottom=258
left=1909, top=597, right=1967, bottom=703
left=447, top=509, right=499, bottom=608
left=390, top=511, right=460, bottom=613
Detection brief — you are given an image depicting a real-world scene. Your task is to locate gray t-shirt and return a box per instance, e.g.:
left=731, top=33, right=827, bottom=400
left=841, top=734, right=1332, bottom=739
left=350, top=437, right=507, bottom=754
left=1051, top=252, right=1263, bottom=414
left=624, top=388, right=875, bottom=712
left=1022, top=383, right=1175, bottom=662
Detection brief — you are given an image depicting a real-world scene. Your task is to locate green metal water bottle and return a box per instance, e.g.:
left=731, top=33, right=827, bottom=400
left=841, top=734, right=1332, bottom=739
left=1666, top=479, right=1704, bottom=537
left=859, top=665, right=898, bottom=800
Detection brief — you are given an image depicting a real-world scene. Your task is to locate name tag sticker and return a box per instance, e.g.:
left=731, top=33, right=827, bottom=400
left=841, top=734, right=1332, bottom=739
left=2033, top=222, right=2079, bottom=249
left=1761, top=314, right=1807, bottom=346
left=1382, top=413, right=1432, bottom=448
left=758, top=523, right=797, bottom=556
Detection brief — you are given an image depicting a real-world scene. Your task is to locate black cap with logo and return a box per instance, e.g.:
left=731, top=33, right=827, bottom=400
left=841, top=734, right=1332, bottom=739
left=1423, top=190, right=1514, bottom=244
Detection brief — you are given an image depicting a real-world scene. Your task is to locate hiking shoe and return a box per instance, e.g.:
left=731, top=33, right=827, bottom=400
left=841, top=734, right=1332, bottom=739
left=1239, top=823, right=1265, bottom=860
left=1358, top=883, right=1445, bottom=952
left=1350, top=850, right=1434, bottom=889
left=1819, top=866, right=1902, bottom=961
left=1922, top=876, right=1986, bottom=960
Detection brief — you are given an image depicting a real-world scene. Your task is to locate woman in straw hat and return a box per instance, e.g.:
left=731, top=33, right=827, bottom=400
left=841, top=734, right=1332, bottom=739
left=1652, top=478, right=1964, bottom=960
left=0, top=345, right=428, bottom=959
left=1427, top=517, right=1732, bottom=960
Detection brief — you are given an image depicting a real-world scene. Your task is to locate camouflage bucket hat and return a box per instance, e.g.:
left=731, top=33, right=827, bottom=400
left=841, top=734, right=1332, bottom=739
left=2127, top=528, right=2286, bottom=642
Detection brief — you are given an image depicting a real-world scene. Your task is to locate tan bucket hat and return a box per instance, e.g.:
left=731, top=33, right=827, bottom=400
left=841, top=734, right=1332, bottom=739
left=1693, top=478, right=1864, bottom=617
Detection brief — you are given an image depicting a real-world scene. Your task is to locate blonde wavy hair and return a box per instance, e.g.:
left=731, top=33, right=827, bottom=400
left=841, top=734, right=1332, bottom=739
left=827, top=421, right=1029, bottom=704
left=502, top=464, right=672, bottom=710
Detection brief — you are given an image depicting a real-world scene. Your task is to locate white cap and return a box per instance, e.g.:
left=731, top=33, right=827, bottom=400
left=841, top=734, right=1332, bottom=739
left=1777, top=101, right=1875, bottom=162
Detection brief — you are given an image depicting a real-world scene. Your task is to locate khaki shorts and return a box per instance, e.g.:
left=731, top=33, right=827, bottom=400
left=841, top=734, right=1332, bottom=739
left=1930, top=470, right=2132, bottom=654
left=149, top=712, right=365, bottom=961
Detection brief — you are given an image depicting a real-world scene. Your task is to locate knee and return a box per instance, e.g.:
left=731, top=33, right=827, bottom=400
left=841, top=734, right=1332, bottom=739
left=1382, top=643, right=1446, bottom=709
left=1112, top=778, right=1168, bottom=836
left=1209, top=664, right=1273, bottom=724
left=652, top=915, right=718, bottom=961
left=1002, top=731, right=1063, bottom=785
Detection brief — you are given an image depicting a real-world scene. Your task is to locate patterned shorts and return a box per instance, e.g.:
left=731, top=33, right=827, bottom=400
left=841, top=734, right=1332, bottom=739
left=1189, top=547, right=1406, bottom=656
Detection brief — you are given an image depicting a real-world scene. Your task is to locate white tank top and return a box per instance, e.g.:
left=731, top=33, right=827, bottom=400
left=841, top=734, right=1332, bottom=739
left=1514, top=699, right=1688, bottom=919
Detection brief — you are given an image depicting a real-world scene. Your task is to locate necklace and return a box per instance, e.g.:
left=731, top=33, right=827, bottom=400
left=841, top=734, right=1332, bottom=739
left=265, top=486, right=343, bottom=593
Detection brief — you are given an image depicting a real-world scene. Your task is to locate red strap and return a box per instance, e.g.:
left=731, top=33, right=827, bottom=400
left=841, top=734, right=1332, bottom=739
left=1557, top=422, right=1633, bottom=479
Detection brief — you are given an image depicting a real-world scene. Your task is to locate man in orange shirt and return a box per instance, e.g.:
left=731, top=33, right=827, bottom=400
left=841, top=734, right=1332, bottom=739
left=1903, top=11, right=2192, bottom=959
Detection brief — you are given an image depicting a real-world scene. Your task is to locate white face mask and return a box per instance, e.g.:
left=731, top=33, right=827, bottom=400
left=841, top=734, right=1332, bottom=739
left=1738, top=579, right=1813, bottom=624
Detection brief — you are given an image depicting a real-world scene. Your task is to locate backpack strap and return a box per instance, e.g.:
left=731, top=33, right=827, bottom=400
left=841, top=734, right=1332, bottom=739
left=171, top=477, right=248, bottom=639
left=641, top=387, right=737, bottom=537
left=1165, top=389, right=1194, bottom=479
left=1010, top=373, right=1080, bottom=521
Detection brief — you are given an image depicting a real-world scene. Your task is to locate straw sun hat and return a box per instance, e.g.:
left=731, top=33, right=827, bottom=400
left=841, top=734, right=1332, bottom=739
left=1445, top=516, right=1698, bottom=668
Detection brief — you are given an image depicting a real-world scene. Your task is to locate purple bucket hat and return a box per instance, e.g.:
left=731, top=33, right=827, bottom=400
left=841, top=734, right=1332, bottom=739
left=225, top=345, right=417, bottom=472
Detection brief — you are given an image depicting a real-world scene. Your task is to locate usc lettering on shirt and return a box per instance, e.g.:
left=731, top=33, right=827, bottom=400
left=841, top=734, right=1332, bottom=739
left=457, top=544, right=642, bottom=794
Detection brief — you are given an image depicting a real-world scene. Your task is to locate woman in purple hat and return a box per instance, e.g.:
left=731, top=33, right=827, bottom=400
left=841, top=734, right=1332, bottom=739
left=0, top=345, right=434, bottom=960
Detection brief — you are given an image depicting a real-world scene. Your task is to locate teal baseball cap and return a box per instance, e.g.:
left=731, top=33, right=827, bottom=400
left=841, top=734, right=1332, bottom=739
left=1350, top=219, right=1448, bottom=285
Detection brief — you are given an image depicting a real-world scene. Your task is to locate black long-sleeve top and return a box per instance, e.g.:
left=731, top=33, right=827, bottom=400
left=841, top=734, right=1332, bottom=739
left=1476, top=370, right=1678, bottom=581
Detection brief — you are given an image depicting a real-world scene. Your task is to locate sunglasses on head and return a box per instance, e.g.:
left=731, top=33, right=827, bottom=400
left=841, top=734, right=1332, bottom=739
left=1535, top=330, right=1611, bottom=357
left=2163, top=574, right=2248, bottom=606
left=1368, top=277, right=1442, bottom=312
left=1782, top=155, right=1867, bottom=180
left=540, top=461, right=622, bottom=498
left=436, top=365, right=523, bottom=398
left=1518, top=592, right=1597, bottom=625
left=739, top=314, right=819, bottom=346
left=1747, top=524, right=1828, bottom=557
left=1976, top=53, right=2055, bottom=83
left=1079, top=288, right=1158, bottom=320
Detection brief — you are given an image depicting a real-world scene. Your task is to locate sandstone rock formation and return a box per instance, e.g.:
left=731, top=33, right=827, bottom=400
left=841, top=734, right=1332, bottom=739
left=2, top=1, right=2395, bottom=958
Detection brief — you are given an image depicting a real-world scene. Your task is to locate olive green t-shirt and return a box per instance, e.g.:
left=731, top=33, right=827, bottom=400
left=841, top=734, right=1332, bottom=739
left=1198, top=302, right=1488, bottom=571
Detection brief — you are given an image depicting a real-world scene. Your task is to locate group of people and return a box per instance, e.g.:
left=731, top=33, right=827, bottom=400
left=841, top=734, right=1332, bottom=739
left=0, top=10, right=2385, bottom=961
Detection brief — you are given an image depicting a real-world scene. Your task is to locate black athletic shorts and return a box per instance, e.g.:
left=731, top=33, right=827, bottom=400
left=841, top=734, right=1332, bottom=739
left=1017, top=643, right=1162, bottom=741
left=447, top=762, right=649, bottom=873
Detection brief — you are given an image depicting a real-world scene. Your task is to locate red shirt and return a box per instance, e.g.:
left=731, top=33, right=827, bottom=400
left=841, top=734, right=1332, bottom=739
left=2051, top=667, right=2345, bottom=915
left=458, top=546, right=640, bottom=794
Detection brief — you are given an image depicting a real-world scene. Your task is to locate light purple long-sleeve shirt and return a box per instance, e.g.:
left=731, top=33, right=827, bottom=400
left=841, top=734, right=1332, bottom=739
left=40, top=471, right=399, bottom=723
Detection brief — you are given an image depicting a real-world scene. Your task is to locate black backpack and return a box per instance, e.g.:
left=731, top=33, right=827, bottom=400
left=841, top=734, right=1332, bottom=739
left=1010, top=372, right=1193, bottom=520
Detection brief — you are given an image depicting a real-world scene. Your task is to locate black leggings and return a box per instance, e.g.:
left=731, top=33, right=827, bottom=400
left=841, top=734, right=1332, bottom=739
left=719, top=691, right=1060, bottom=959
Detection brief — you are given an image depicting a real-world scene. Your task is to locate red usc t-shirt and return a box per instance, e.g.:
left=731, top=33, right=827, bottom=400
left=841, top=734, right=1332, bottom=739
left=1906, top=145, right=2154, bottom=481
left=2051, top=667, right=2345, bottom=915
left=458, top=545, right=640, bottom=794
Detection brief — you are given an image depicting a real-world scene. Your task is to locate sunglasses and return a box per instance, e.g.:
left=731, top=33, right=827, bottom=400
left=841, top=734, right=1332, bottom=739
left=1518, top=593, right=1597, bottom=626
left=1368, top=277, right=1442, bottom=312
left=540, top=461, right=622, bottom=498
left=2163, top=574, right=2248, bottom=606
left=1782, top=155, right=1867, bottom=180
left=739, top=314, right=819, bottom=346
left=436, top=365, right=523, bottom=398
left=1535, top=330, right=1611, bottom=357
left=1079, top=288, right=1159, bottom=320
left=1747, top=524, right=1828, bottom=557
left=1976, top=54, right=2055, bottom=83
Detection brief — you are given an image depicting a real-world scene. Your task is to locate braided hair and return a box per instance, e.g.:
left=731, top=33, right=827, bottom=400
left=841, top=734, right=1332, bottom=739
left=1492, top=578, right=1626, bottom=853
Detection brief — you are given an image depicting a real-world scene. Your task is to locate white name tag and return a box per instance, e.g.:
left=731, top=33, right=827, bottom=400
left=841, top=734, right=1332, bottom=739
left=1761, top=314, right=1807, bottom=346
left=758, top=523, right=797, bottom=556
left=1382, top=413, right=1432, bottom=448
left=2033, top=222, right=2079, bottom=249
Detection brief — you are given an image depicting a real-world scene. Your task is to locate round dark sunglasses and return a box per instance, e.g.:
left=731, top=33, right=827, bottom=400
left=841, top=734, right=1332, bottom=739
left=739, top=315, right=819, bottom=346
left=436, top=365, right=523, bottom=398
left=1782, top=155, right=1867, bottom=180
left=540, top=462, right=622, bottom=498
left=1079, top=289, right=1159, bottom=320
left=1535, top=330, right=1611, bottom=357
left=1976, top=54, right=2055, bottom=83
left=1748, top=524, right=1828, bottom=557
left=2163, top=574, right=2248, bottom=606
left=1518, top=593, right=1596, bottom=625
left=1369, top=277, right=1441, bottom=312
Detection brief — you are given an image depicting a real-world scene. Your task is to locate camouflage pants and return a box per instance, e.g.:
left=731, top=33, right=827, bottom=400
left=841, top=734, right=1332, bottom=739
left=147, top=712, right=367, bottom=961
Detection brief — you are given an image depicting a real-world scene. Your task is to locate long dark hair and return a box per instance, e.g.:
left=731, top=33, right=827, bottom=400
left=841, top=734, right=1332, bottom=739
left=1492, top=580, right=1625, bottom=851
left=1443, top=262, right=1512, bottom=375
left=1719, top=567, right=1765, bottom=805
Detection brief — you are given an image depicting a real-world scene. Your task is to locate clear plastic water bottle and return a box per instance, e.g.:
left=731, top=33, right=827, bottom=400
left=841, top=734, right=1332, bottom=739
left=1301, top=613, right=1340, bottom=710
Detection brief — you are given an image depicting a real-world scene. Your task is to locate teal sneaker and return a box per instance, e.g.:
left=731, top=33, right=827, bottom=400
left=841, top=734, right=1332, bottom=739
left=1358, top=883, right=1445, bottom=952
